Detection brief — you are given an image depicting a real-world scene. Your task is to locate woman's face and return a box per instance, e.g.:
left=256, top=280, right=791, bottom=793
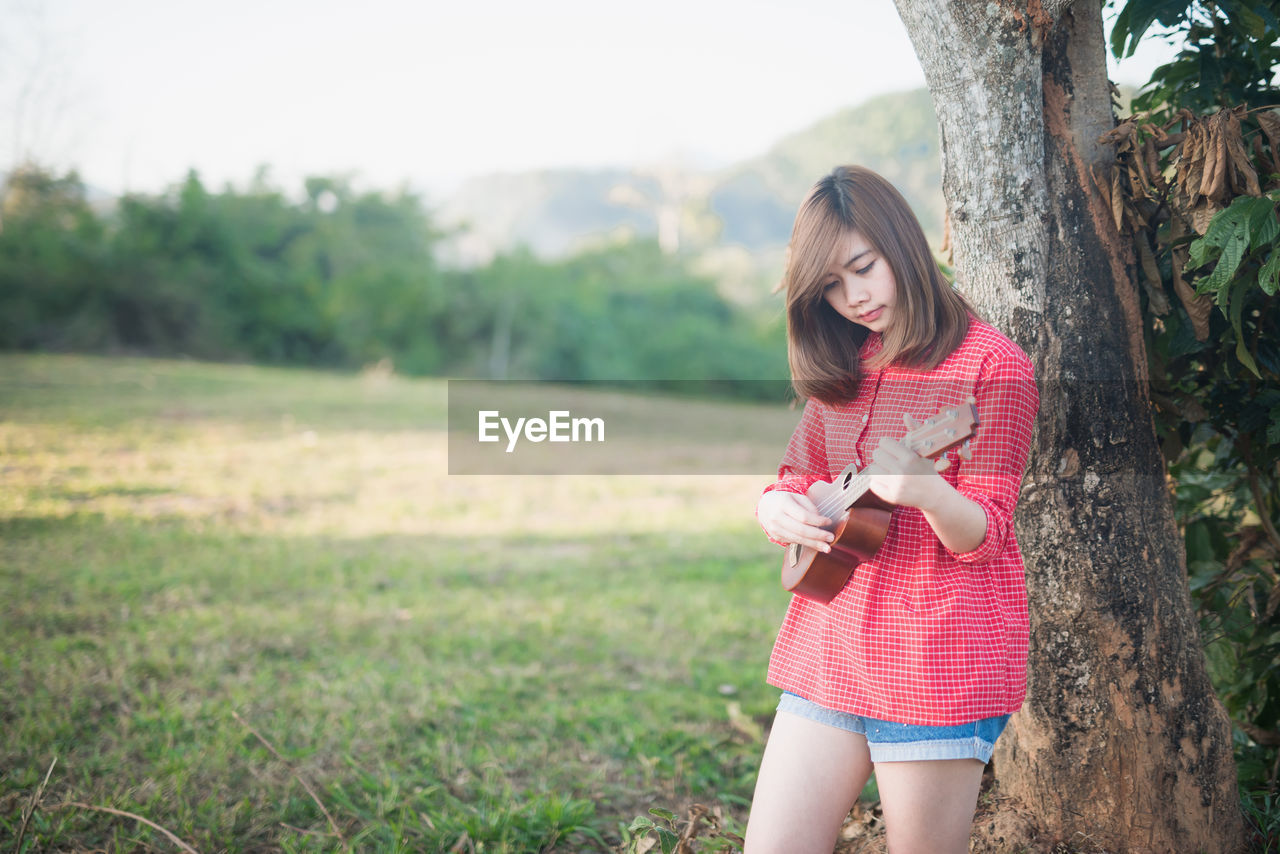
left=820, top=229, right=898, bottom=334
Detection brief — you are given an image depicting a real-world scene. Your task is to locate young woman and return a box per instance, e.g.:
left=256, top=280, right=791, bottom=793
left=747, top=165, right=1039, bottom=854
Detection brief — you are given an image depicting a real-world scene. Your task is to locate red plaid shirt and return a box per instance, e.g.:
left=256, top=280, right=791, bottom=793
left=761, top=319, right=1038, bottom=725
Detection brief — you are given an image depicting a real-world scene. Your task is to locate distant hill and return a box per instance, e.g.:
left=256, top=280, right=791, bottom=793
left=436, top=87, right=943, bottom=266
left=711, top=87, right=943, bottom=248
left=436, top=168, right=665, bottom=266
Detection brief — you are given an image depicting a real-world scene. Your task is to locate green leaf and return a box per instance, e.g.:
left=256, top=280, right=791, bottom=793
left=649, top=808, right=678, bottom=823
left=1244, top=197, right=1279, bottom=245
left=1230, top=3, right=1267, bottom=38
left=1186, top=520, right=1215, bottom=563
left=1260, top=250, right=1280, bottom=296
left=1114, top=0, right=1193, bottom=58
left=1227, top=275, right=1262, bottom=378
left=1194, top=197, right=1271, bottom=256
left=1199, top=230, right=1248, bottom=296
left=1110, top=1, right=1134, bottom=58
left=1187, top=234, right=1219, bottom=270
left=1202, top=204, right=1245, bottom=248
left=657, top=827, right=680, bottom=854
left=629, top=817, right=656, bottom=834
left=1252, top=4, right=1280, bottom=35
left=1189, top=202, right=1247, bottom=267
left=1197, top=51, right=1225, bottom=94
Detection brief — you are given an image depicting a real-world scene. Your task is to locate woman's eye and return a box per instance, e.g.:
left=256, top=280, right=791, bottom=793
left=855, top=260, right=876, bottom=275
left=822, top=280, right=839, bottom=291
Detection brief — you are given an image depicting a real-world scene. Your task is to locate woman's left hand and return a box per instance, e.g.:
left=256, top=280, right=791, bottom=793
left=867, top=437, right=951, bottom=510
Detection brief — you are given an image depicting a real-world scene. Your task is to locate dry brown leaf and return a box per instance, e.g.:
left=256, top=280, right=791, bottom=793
left=677, top=804, right=713, bottom=853
left=1098, top=118, right=1136, bottom=147
left=1123, top=194, right=1153, bottom=232
left=1200, top=114, right=1227, bottom=202
left=1255, top=109, right=1280, bottom=174
left=1130, top=137, right=1153, bottom=194
left=1249, top=111, right=1280, bottom=176
left=1178, top=123, right=1205, bottom=206
left=1144, top=136, right=1164, bottom=192
left=1171, top=243, right=1212, bottom=340
left=1192, top=201, right=1219, bottom=235
left=1092, top=164, right=1112, bottom=210
left=1224, top=108, right=1261, bottom=197
left=1111, top=167, right=1126, bottom=233
left=1138, top=238, right=1171, bottom=314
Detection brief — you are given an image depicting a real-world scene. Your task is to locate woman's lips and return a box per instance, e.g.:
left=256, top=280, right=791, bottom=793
left=859, top=307, right=883, bottom=322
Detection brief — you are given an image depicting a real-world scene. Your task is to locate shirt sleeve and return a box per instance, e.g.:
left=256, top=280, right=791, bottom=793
left=946, top=345, right=1039, bottom=565
left=758, top=397, right=830, bottom=545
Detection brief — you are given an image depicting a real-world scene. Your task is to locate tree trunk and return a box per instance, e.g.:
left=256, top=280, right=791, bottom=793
left=891, top=1, right=1247, bottom=851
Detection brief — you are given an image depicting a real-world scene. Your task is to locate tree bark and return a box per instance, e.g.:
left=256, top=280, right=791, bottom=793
left=891, top=1, right=1248, bottom=851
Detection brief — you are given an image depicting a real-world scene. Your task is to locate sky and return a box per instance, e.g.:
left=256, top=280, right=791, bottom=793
left=0, top=0, right=1179, bottom=202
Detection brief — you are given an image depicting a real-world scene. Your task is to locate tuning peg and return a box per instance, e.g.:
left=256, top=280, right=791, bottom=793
left=958, top=440, right=973, bottom=461
left=903, top=413, right=918, bottom=429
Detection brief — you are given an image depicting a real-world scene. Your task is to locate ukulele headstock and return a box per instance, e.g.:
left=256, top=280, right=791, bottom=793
left=901, top=400, right=979, bottom=460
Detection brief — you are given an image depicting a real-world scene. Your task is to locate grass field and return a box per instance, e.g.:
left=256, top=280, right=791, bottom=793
left=1, top=354, right=804, bottom=852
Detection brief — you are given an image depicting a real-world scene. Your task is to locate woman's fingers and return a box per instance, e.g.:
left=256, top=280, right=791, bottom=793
left=788, top=495, right=832, bottom=528
left=782, top=526, right=835, bottom=552
left=779, top=499, right=835, bottom=550
left=759, top=491, right=836, bottom=550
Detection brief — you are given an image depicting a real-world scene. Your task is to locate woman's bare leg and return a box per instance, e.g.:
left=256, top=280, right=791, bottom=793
left=873, top=758, right=984, bottom=854
left=743, top=710, right=874, bottom=854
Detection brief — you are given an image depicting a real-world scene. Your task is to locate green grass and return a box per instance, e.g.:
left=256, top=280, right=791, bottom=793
left=1, top=354, right=795, bottom=852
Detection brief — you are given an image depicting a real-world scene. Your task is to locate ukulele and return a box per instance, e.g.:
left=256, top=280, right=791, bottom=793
left=781, top=401, right=980, bottom=603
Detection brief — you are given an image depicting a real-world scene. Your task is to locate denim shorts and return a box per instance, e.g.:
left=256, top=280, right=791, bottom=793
left=777, top=692, right=1010, bottom=764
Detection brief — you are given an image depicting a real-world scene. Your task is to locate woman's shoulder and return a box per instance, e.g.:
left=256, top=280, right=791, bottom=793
left=961, top=317, right=1033, bottom=367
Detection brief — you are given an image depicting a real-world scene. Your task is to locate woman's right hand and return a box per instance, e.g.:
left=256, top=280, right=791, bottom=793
left=757, top=490, right=835, bottom=552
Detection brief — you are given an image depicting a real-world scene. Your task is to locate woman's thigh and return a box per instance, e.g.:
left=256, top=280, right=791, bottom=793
left=873, top=758, right=985, bottom=854
left=743, top=710, right=874, bottom=854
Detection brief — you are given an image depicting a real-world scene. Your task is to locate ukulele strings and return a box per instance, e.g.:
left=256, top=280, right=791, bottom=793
left=813, top=469, right=872, bottom=520
left=809, top=412, right=966, bottom=522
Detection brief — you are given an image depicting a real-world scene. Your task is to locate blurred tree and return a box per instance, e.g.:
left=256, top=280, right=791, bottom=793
left=0, top=163, right=107, bottom=350
left=0, top=164, right=786, bottom=398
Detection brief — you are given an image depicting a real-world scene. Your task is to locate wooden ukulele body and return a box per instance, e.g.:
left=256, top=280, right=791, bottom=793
left=781, top=467, right=894, bottom=603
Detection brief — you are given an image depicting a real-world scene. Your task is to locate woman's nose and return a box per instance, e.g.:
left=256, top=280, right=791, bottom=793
left=840, top=278, right=865, bottom=306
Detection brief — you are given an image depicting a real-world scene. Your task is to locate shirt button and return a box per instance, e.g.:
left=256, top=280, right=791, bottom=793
left=862, top=414, right=869, bottom=423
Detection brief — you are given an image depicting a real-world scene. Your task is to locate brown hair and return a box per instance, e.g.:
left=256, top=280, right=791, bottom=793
left=781, top=165, right=972, bottom=405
